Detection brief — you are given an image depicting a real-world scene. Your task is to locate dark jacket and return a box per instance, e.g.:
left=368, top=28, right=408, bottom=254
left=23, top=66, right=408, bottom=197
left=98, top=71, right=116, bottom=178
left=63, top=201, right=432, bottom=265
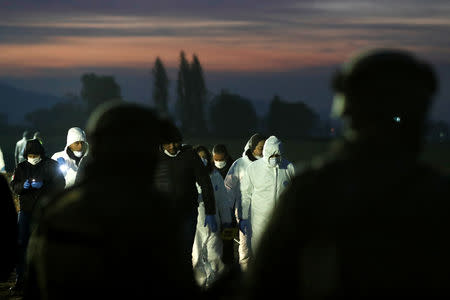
left=10, top=158, right=65, bottom=213
left=215, top=158, right=233, bottom=179
left=25, top=159, right=200, bottom=300
left=0, top=174, right=17, bottom=281
left=154, top=145, right=216, bottom=215
left=243, top=139, right=450, bottom=299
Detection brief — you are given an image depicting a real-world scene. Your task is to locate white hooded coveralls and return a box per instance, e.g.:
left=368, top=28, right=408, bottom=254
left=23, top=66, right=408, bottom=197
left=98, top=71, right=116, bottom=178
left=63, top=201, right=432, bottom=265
left=241, top=136, right=295, bottom=255
left=192, top=169, right=232, bottom=288
left=51, top=127, right=89, bottom=188
left=224, top=139, right=254, bottom=269
left=0, top=147, right=5, bottom=173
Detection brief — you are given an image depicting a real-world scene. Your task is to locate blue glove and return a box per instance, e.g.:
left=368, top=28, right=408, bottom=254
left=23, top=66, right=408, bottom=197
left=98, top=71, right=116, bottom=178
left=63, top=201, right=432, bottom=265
left=204, top=214, right=218, bottom=233
left=31, top=180, right=43, bottom=189
left=23, top=179, right=31, bottom=189
left=239, top=219, right=250, bottom=235
left=56, top=157, right=65, bottom=165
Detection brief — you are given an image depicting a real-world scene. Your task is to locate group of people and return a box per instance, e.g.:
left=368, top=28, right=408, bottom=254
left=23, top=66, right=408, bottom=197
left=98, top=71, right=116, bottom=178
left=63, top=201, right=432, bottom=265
left=1, top=48, right=450, bottom=299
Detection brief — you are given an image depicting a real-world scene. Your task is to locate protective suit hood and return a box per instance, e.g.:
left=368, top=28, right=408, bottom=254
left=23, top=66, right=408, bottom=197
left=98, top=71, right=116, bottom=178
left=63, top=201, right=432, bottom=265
left=66, top=127, right=87, bottom=148
left=263, top=136, right=282, bottom=165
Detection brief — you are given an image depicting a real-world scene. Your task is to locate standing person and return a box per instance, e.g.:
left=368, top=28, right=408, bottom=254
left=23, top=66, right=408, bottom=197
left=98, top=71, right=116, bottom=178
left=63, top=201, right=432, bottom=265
left=212, top=144, right=234, bottom=179
left=243, top=49, right=450, bottom=299
left=25, top=101, right=200, bottom=299
left=0, top=173, right=17, bottom=282
left=224, top=133, right=266, bottom=271
left=51, top=127, right=89, bottom=188
left=192, top=145, right=232, bottom=289
left=240, top=135, right=295, bottom=256
left=15, top=130, right=30, bottom=166
left=0, top=145, right=6, bottom=173
left=153, top=120, right=217, bottom=280
left=9, top=139, right=65, bottom=295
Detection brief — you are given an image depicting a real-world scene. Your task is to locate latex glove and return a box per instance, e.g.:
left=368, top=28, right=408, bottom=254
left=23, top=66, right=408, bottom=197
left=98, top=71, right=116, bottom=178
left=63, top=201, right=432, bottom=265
left=239, top=219, right=250, bottom=235
left=56, top=157, right=65, bottom=165
left=31, top=180, right=43, bottom=189
left=23, top=179, right=31, bottom=189
left=204, top=214, right=218, bottom=233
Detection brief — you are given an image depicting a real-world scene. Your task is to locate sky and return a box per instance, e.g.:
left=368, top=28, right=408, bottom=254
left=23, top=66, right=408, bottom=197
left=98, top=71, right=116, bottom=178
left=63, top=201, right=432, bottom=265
left=1, top=0, right=450, bottom=121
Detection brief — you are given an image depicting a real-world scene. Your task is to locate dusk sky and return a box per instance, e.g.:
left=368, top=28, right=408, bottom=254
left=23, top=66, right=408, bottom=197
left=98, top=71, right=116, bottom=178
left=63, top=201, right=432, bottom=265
left=1, top=0, right=450, bottom=121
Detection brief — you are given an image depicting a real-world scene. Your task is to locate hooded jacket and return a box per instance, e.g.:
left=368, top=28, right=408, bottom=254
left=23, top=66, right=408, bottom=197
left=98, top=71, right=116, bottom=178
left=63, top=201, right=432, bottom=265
left=11, top=140, right=66, bottom=213
left=224, top=137, right=259, bottom=219
left=241, top=136, right=295, bottom=252
left=51, top=127, right=89, bottom=188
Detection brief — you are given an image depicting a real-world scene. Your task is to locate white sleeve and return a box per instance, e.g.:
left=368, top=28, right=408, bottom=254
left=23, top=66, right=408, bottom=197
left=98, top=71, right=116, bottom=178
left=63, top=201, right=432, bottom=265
left=224, top=162, right=240, bottom=209
left=240, top=165, right=254, bottom=220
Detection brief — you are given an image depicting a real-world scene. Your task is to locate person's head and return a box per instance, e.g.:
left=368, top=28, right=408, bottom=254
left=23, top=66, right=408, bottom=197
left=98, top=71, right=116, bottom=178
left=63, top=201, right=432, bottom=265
left=66, top=127, right=88, bottom=156
left=23, top=130, right=30, bottom=139
left=263, top=136, right=283, bottom=167
left=193, top=145, right=213, bottom=173
left=24, top=139, right=45, bottom=165
left=86, top=101, right=163, bottom=172
left=247, top=134, right=267, bottom=158
left=160, top=119, right=183, bottom=155
left=331, top=48, right=438, bottom=146
left=212, top=144, right=230, bottom=169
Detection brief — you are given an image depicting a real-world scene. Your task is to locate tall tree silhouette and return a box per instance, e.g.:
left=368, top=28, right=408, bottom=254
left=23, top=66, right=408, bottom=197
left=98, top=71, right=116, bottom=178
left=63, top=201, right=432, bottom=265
left=152, top=57, right=170, bottom=117
left=80, top=73, right=122, bottom=114
left=190, top=54, right=207, bottom=133
left=176, top=51, right=192, bottom=134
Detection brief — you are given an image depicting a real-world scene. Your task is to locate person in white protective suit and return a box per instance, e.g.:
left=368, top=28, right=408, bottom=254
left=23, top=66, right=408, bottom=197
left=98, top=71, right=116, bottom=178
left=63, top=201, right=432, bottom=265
left=224, top=133, right=266, bottom=271
left=192, top=145, right=233, bottom=289
left=51, top=127, right=89, bottom=188
left=0, top=146, right=6, bottom=173
left=240, top=135, right=295, bottom=256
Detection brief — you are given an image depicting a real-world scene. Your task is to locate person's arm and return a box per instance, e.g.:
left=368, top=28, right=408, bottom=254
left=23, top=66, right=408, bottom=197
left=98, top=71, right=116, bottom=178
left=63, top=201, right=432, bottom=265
left=224, top=162, right=239, bottom=211
left=10, top=165, right=27, bottom=195
left=15, top=142, right=20, bottom=165
left=240, top=166, right=253, bottom=221
left=193, top=152, right=216, bottom=215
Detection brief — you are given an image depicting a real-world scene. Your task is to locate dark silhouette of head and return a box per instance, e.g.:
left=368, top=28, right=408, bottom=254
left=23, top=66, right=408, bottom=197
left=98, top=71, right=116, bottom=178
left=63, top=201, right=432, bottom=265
left=24, top=139, right=45, bottom=158
left=193, top=145, right=214, bottom=173
left=23, top=130, right=31, bottom=139
left=331, top=49, right=438, bottom=148
left=86, top=101, right=163, bottom=172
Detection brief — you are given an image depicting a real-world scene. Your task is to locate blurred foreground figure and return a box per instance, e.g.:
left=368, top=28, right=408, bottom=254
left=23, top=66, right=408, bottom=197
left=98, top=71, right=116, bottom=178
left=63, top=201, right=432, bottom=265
left=243, top=49, right=450, bottom=299
left=0, top=174, right=18, bottom=282
left=25, top=101, right=200, bottom=300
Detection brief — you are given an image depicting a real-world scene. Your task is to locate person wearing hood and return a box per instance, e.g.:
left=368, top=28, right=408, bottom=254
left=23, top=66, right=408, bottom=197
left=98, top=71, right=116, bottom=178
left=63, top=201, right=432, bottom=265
left=51, top=127, right=89, bottom=188
left=212, top=144, right=234, bottom=179
left=153, top=119, right=217, bottom=282
left=9, top=138, right=65, bottom=295
left=15, top=130, right=31, bottom=166
left=240, top=135, right=295, bottom=256
left=192, top=145, right=232, bottom=289
left=224, top=133, right=266, bottom=271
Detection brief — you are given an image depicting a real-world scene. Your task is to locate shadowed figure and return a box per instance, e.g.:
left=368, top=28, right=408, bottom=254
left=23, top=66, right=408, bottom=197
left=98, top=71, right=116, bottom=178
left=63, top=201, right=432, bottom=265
left=242, top=49, right=450, bottom=299
left=25, top=101, right=201, bottom=300
left=0, top=174, right=18, bottom=282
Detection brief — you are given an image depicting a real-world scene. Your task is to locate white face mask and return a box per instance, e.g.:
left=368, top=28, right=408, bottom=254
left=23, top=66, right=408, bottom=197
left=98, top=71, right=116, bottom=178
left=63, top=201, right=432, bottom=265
left=201, top=157, right=208, bottom=166
left=73, top=150, right=83, bottom=158
left=268, top=156, right=281, bottom=167
left=254, top=155, right=262, bottom=160
left=164, top=149, right=180, bottom=157
left=214, top=160, right=227, bottom=169
left=28, top=157, right=42, bottom=165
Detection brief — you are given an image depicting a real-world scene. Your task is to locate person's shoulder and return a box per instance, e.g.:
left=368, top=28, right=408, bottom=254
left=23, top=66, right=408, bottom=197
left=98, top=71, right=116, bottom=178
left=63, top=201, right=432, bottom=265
left=51, top=150, right=66, bottom=160
left=43, top=157, right=59, bottom=166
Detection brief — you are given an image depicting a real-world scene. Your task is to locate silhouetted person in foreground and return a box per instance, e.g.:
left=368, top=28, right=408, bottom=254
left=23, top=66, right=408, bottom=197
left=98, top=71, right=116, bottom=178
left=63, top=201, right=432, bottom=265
left=25, top=101, right=200, bottom=299
left=0, top=174, right=18, bottom=282
left=242, top=49, right=450, bottom=299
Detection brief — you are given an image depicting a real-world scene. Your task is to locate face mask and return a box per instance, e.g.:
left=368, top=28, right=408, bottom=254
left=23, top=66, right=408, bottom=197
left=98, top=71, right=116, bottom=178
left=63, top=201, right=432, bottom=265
left=201, top=157, right=208, bottom=166
left=28, top=157, right=42, bottom=165
left=268, top=157, right=281, bottom=167
left=254, top=155, right=262, bottom=160
left=214, top=160, right=227, bottom=169
left=164, top=150, right=180, bottom=157
left=73, top=151, right=83, bottom=158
